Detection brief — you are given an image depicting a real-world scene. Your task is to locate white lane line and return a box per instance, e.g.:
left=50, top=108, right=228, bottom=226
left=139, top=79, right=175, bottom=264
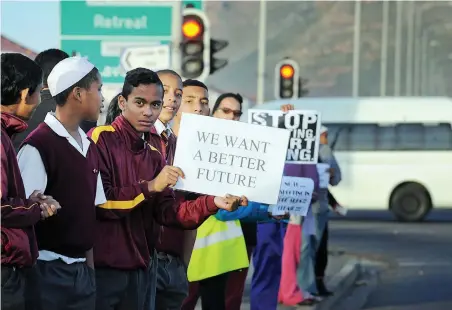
left=397, top=260, right=452, bottom=267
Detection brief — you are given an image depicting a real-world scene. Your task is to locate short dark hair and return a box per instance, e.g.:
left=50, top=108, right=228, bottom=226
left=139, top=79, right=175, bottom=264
left=1, top=53, right=43, bottom=106
left=156, top=69, right=182, bottom=81
left=182, top=79, right=208, bottom=90
left=105, top=94, right=121, bottom=125
left=122, top=68, right=163, bottom=100
left=53, top=67, right=100, bottom=106
left=212, top=93, right=243, bottom=114
left=34, top=49, right=69, bottom=87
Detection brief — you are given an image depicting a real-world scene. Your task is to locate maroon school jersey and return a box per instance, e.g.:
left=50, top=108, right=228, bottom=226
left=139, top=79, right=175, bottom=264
left=1, top=112, right=41, bottom=267
left=89, top=115, right=218, bottom=270
left=21, top=123, right=99, bottom=258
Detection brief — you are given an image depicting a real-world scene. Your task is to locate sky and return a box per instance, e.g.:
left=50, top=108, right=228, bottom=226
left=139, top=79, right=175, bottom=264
left=1, top=0, right=59, bottom=52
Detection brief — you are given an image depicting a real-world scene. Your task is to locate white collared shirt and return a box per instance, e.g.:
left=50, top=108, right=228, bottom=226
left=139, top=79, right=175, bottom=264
left=154, top=118, right=173, bottom=137
left=17, top=113, right=107, bottom=264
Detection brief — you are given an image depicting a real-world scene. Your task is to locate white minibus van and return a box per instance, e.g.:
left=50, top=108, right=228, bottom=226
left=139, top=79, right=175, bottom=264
left=252, top=97, right=452, bottom=221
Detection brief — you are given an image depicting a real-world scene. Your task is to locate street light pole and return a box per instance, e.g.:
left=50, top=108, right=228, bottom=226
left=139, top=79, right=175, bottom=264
left=413, top=8, right=423, bottom=95
left=394, top=1, right=403, bottom=96
left=405, top=1, right=415, bottom=96
left=420, top=31, right=429, bottom=96
left=380, top=0, right=389, bottom=96
left=256, top=0, right=267, bottom=105
left=352, top=0, right=362, bottom=97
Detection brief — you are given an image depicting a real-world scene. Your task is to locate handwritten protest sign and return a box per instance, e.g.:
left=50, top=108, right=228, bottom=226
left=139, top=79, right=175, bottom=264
left=248, top=110, right=321, bottom=164
left=270, top=176, right=314, bottom=216
left=173, top=113, right=291, bottom=204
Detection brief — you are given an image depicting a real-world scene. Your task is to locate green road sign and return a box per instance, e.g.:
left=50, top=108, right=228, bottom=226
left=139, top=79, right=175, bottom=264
left=61, top=39, right=171, bottom=84
left=60, top=1, right=180, bottom=84
left=61, top=2, right=172, bottom=37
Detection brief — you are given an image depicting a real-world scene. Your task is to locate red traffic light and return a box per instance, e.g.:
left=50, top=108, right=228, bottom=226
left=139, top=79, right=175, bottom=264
left=280, top=65, right=294, bottom=79
left=183, top=17, right=203, bottom=39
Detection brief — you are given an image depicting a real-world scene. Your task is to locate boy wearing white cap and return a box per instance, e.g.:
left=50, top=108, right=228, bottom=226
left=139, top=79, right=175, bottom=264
left=17, top=56, right=106, bottom=310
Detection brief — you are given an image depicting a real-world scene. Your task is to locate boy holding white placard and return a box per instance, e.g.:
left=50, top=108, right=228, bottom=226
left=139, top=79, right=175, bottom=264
left=89, top=69, right=246, bottom=310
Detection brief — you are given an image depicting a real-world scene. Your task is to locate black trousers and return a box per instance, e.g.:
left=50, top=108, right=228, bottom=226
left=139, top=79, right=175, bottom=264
left=327, top=191, right=338, bottom=207
left=315, top=190, right=336, bottom=279
left=315, top=223, right=329, bottom=278
left=198, top=272, right=230, bottom=310
left=30, top=260, right=96, bottom=310
left=96, top=267, right=149, bottom=310
left=1, top=266, right=27, bottom=310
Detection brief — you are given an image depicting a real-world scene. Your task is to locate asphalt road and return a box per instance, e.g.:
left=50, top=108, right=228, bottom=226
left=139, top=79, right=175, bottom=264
left=329, top=209, right=452, bottom=310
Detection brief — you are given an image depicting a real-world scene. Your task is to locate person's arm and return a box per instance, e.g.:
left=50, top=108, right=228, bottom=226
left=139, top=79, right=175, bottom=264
left=90, top=129, right=157, bottom=220
left=216, top=202, right=285, bottom=223
left=239, top=202, right=273, bottom=222
left=1, top=144, right=41, bottom=227
left=214, top=204, right=254, bottom=221
left=16, top=144, right=61, bottom=219
left=328, top=190, right=338, bottom=207
left=17, top=145, right=48, bottom=198
left=152, top=188, right=218, bottom=229
left=329, top=154, right=342, bottom=186
left=152, top=186, right=247, bottom=229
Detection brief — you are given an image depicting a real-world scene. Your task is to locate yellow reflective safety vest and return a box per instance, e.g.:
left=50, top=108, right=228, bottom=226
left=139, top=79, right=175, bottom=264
left=187, top=216, right=249, bottom=282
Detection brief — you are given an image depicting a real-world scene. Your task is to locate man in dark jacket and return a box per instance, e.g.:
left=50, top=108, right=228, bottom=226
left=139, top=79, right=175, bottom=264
left=13, top=49, right=69, bottom=150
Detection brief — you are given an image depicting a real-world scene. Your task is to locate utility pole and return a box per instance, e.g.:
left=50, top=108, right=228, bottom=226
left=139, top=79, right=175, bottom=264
left=256, top=0, right=267, bottom=105
left=352, top=0, right=362, bottom=97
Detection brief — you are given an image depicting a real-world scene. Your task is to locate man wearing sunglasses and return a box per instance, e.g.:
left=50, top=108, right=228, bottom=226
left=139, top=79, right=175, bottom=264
left=211, top=93, right=243, bottom=121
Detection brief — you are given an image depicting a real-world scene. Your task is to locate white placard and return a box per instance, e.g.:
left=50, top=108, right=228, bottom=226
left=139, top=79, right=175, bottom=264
left=269, top=205, right=285, bottom=216
left=173, top=113, right=290, bottom=204
left=270, top=176, right=314, bottom=216
left=120, top=45, right=171, bottom=72
left=316, top=163, right=330, bottom=188
left=248, top=110, right=321, bottom=164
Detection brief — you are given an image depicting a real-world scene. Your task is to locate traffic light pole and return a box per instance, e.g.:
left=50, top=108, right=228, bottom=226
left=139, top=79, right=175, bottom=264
left=172, top=0, right=183, bottom=78
left=256, top=0, right=267, bottom=105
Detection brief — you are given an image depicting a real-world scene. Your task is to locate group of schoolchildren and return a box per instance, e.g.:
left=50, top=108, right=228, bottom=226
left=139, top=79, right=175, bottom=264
left=1, top=48, right=342, bottom=310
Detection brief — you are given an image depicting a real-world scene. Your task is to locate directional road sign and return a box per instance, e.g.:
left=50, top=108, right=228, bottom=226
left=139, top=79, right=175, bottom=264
left=60, top=1, right=182, bottom=85
left=120, top=45, right=172, bottom=72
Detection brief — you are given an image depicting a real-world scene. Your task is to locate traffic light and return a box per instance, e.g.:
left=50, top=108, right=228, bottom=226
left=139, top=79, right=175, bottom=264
left=274, top=59, right=300, bottom=99
left=181, top=8, right=229, bottom=81
left=181, top=8, right=210, bottom=81
left=210, top=39, right=228, bottom=75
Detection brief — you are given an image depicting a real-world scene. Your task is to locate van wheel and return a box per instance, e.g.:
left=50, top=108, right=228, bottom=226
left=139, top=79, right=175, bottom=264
left=390, top=183, right=431, bottom=222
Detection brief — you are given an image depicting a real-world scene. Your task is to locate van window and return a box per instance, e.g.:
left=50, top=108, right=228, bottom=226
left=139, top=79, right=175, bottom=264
left=377, top=125, right=396, bottom=150
left=396, top=124, right=424, bottom=150
left=424, top=123, right=452, bottom=150
left=325, top=123, right=452, bottom=151
left=350, top=124, right=378, bottom=151
left=326, top=124, right=349, bottom=151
